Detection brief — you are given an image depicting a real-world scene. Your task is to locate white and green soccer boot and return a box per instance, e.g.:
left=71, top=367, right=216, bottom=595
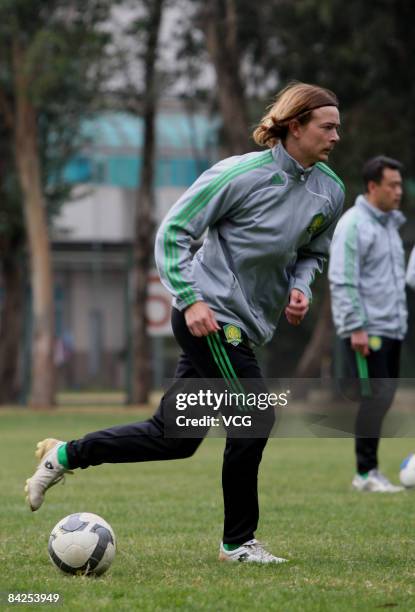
left=352, top=469, right=403, bottom=493
left=25, top=438, right=72, bottom=511
left=219, top=539, right=287, bottom=564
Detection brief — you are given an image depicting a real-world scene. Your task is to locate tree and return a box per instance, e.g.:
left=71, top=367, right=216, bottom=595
left=0, top=0, right=113, bottom=407
left=110, top=1, right=166, bottom=403
left=200, top=0, right=251, bottom=155
left=130, top=0, right=165, bottom=404
left=0, top=128, right=25, bottom=403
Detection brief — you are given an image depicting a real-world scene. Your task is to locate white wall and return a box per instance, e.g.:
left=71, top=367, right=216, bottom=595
left=53, top=184, right=186, bottom=242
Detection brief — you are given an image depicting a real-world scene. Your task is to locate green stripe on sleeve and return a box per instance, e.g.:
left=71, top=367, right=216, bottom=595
left=164, top=151, right=273, bottom=304
left=315, top=162, right=345, bottom=193
left=166, top=151, right=272, bottom=298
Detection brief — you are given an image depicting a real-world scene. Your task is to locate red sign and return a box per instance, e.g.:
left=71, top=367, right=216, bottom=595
left=146, top=272, right=173, bottom=336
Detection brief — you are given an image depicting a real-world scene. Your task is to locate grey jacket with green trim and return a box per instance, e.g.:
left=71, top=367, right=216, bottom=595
left=155, top=144, right=345, bottom=346
left=328, top=195, right=407, bottom=339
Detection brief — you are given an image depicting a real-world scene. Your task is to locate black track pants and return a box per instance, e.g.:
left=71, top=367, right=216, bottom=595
left=66, top=308, right=274, bottom=545
left=342, top=337, right=401, bottom=474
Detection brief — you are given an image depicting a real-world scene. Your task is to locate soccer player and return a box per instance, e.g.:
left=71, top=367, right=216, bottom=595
left=25, top=82, right=344, bottom=563
left=329, top=156, right=406, bottom=493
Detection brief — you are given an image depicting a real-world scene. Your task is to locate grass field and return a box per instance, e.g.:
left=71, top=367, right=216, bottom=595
left=1, top=409, right=415, bottom=611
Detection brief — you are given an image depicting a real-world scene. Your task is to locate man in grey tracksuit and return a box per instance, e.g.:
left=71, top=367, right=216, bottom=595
left=329, top=155, right=406, bottom=492
left=156, top=144, right=345, bottom=347
left=26, top=82, right=344, bottom=563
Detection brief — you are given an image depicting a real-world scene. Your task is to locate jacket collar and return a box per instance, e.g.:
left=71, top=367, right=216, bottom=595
left=355, top=195, right=406, bottom=228
left=271, top=143, right=314, bottom=180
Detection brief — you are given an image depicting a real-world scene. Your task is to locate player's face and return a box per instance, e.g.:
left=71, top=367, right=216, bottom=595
left=369, top=168, right=403, bottom=212
left=292, top=106, right=341, bottom=166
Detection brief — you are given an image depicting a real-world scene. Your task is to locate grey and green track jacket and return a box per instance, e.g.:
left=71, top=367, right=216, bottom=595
left=155, top=144, right=345, bottom=346
left=328, top=195, right=407, bottom=339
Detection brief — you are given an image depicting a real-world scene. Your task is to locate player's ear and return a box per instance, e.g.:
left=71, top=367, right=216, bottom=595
left=366, top=179, right=377, bottom=195
left=288, top=119, right=302, bottom=139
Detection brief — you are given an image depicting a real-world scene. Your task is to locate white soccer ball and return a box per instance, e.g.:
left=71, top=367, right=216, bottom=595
left=399, top=454, right=415, bottom=488
left=48, top=512, right=116, bottom=576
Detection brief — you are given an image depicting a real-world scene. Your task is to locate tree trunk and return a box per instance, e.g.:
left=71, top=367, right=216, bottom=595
left=0, top=241, right=24, bottom=404
left=13, top=39, right=55, bottom=408
left=295, top=284, right=334, bottom=378
left=202, top=0, right=251, bottom=154
left=131, top=0, right=164, bottom=404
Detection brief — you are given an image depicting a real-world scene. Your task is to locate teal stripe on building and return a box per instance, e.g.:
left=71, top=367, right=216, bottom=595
left=63, top=111, right=219, bottom=189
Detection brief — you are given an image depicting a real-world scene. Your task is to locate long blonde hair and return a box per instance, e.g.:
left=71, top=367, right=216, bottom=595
left=253, top=82, right=338, bottom=148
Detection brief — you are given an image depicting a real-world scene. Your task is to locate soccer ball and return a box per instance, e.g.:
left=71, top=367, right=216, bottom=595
left=399, top=454, right=415, bottom=488
left=48, top=512, right=116, bottom=576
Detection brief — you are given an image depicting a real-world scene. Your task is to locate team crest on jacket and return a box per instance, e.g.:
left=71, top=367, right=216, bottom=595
left=307, top=213, right=326, bottom=235
left=223, top=324, right=242, bottom=346
left=271, top=172, right=285, bottom=186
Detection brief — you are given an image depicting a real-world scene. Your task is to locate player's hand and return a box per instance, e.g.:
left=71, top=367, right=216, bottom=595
left=285, top=289, right=309, bottom=326
left=184, top=301, right=220, bottom=337
left=350, top=330, right=369, bottom=356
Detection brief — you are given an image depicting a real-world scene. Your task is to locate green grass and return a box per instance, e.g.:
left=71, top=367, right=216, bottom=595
left=1, top=410, right=415, bottom=611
